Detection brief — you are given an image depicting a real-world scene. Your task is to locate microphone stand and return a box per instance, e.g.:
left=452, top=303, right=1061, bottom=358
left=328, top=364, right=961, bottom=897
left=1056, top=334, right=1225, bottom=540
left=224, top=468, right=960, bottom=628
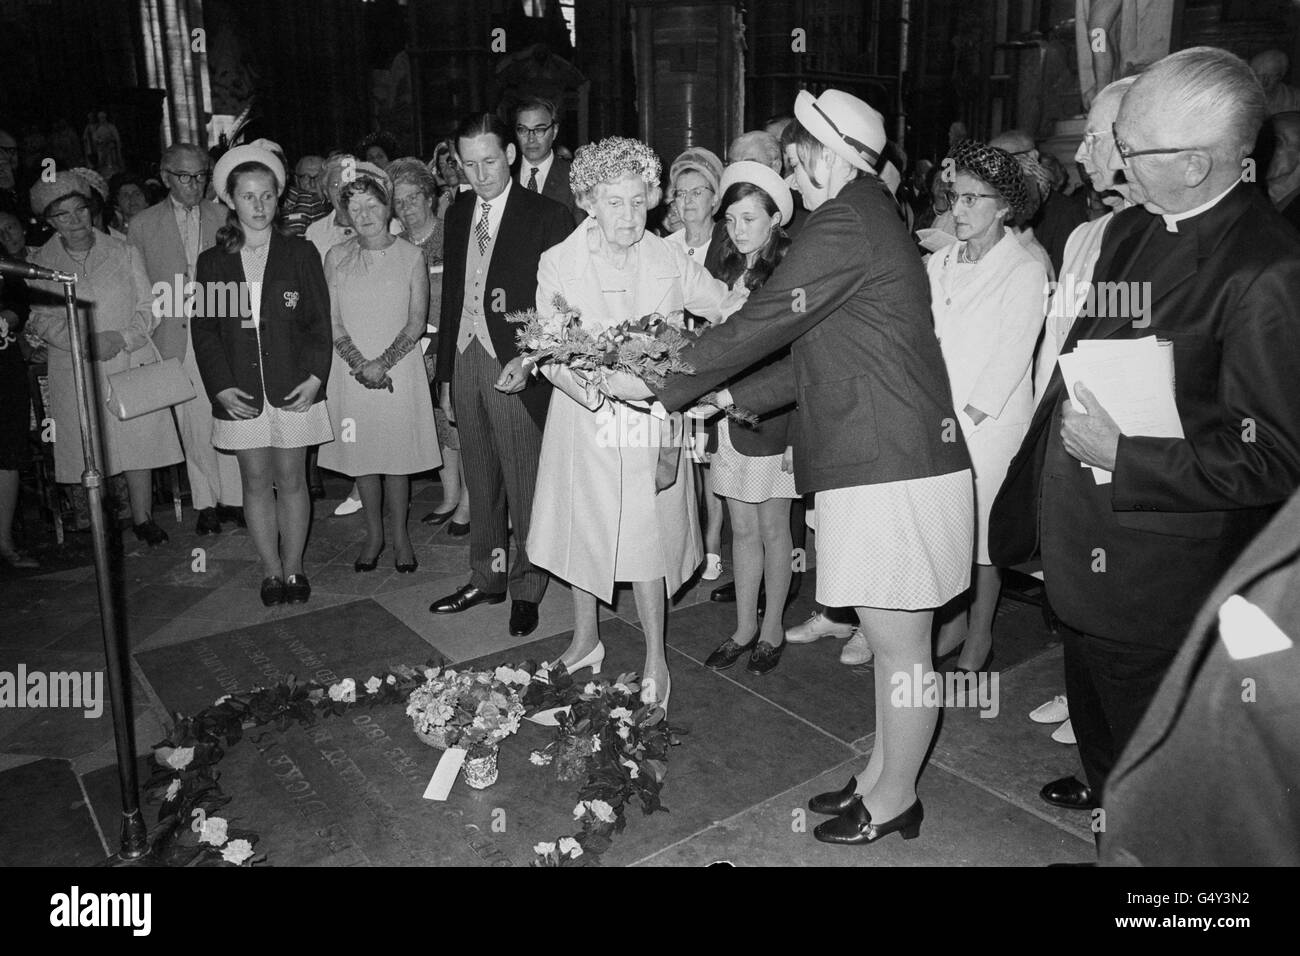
left=57, top=271, right=150, bottom=863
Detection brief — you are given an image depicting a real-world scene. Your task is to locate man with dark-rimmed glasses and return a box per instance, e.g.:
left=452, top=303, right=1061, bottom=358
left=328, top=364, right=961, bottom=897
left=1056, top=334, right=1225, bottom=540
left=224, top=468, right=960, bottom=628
left=512, top=96, right=583, bottom=224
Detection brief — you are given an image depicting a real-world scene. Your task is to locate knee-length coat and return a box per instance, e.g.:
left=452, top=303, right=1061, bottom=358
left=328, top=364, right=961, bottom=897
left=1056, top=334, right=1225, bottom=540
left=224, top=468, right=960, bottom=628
left=527, top=221, right=729, bottom=602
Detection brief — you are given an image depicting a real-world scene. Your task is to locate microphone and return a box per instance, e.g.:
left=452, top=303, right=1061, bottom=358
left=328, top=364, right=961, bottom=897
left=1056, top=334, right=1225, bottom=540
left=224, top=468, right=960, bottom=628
left=0, top=259, right=77, bottom=283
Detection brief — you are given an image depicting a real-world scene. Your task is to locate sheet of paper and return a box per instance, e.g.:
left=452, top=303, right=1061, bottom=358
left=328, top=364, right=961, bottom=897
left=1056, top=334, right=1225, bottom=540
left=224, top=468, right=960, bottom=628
left=1056, top=336, right=1182, bottom=485
left=422, top=746, right=466, bottom=800
left=916, top=227, right=957, bottom=253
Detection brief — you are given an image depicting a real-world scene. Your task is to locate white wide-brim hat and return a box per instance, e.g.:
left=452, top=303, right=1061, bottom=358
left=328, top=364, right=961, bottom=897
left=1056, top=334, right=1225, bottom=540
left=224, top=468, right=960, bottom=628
left=793, top=89, right=886, bottom=174
left=212, top=141, right=287, bottom=208
left=718, top=160, right=795, bottom=225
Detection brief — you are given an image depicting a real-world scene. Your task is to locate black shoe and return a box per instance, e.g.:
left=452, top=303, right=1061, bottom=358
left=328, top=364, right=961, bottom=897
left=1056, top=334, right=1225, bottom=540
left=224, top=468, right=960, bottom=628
left=284, top=573, right=311, bottom=604
left=421, top=508, right=456, bottom=526
left=216, top=504, right=246, bottom=527
left=1039, top=775, right=1094, bottom=811
left=509, top=600, right=539, bottom=637
left=133, top=518, right=169, bottom=546
left=704, top=636, right=755, bottom=670
left=395, top=556, right=419, bottom=573
left=813, top=796, right=923, bottom=845
left=260, top=576, right=286, bottom=606
left=446, top=520, right=470, bottom=538
left=747, top=638, right=785, bottom=675
left=710, top=581, right=737, bottom=603
left=354, top=547, right=384, bottom=572
left=952, top=649, right=995, bottom=675
left=195, top=508, right=222, bottom=535
left=809, top=776, right=859, bottom=816
left=430, top=583, right=506, bottom=614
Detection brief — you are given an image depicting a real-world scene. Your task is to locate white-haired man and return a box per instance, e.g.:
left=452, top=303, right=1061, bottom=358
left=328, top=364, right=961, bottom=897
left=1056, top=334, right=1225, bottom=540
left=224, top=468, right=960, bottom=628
left=129, top=142, right=243, bottom=534
left=991, top=46, right=1300, bottom=828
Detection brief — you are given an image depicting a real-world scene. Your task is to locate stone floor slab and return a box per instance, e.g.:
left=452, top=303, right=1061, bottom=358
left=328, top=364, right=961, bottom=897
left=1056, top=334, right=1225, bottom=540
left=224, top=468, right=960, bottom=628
left=0, top=758, right=106, bottom=865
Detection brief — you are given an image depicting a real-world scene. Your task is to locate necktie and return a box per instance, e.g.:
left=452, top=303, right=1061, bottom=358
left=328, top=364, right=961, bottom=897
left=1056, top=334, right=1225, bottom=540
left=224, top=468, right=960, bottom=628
left=184, top=206, right=199, bottom=277
left=527, top=167, right=539, bottom=192
left=476, top=201, right=492, bottom=255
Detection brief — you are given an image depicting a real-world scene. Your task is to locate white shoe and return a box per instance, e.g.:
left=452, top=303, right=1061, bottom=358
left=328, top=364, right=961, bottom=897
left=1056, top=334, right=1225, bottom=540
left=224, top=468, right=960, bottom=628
left=786, top=611, right=856, bottom=644
left=1051, top=718, right=1076, bottom=745
left=701, top=553, right=723, bottom=581
left=641, top=673, right=671, bottom=715
left=839, top=630, right=873, bottom=665
left=1029, top=695, right=1069, bottom=724
left=534, top=641, right=605, bottom=685
left=332, top=494, right=363, bottom=517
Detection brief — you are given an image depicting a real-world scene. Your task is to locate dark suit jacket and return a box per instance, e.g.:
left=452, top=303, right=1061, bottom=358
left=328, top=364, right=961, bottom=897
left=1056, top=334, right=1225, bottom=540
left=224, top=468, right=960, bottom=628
left=516, top=154, right=585, bottom=226
left=435, top=183, right=574, bottom=428
left=191, top=231, right=332, bottom=420
left=989, top=183, right=1300, bottom=646
left=1100, top=486, right=1300, bottom=865
left=654, top=176, right=970, bottom=493
left=1279, top=192, right=1300, bottom=233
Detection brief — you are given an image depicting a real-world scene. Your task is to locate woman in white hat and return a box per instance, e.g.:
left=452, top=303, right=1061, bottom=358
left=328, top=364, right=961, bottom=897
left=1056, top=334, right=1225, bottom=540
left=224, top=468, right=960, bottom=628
left=191, top=142, right=333, bottom=607
left=700, top=161, right=800, bottom=677
left=25, top=169, right=184, bottom=546
left=621, top=90, right=975, bottom=847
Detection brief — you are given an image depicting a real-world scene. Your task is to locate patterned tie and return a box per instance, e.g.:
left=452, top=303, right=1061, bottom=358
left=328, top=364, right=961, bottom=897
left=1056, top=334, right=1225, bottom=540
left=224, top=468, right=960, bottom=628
left=476, top=201, right=492, bottom=255
left=526, top=167, right=539, bottom=192
left=184, top=206, right=199, bottom=277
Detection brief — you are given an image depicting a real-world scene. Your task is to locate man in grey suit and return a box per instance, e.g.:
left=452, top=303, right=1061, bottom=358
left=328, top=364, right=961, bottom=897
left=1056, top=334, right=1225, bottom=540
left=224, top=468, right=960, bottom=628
left=513, top=96, right=584, bottom=225
left=128, top=142, right=243, bottom=535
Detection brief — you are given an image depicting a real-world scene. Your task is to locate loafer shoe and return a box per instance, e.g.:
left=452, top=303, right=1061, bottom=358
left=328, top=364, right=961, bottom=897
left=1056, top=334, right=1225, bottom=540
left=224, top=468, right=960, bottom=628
left=446, top=520, right=470, bottom=537
left=786, top=611, right=856, bottom=644
left=709, top=581, right=737, bottom=603
left=813, top=797, right=923, bottom=845
left=839, top=630, right=873, bottom=665
left=1039, top=775, right=1094, bottom=811
left=1029, top=695, right=1069, bottom=723
left=284, top=574, right=311, bottom=604
left=260, top=576, right=286, bottom=607
left=809, top=776, right=859, bottom=815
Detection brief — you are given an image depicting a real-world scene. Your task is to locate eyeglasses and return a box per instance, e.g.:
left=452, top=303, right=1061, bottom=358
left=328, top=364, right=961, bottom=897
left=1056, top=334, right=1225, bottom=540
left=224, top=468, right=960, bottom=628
left=515, top=123, right=555, bottom=139
left=48, top=203, right=91, bottom=224
left=165, top=169, right=210, bottom=186
left=296, top=173, right=321, bottom=185
left=1111, top=123, right=1202, bottom=165
left=942, top=189, right=999, bottom=208
left=1080, top=129, right=1108, bottom=149
left=674, top=186, right=714, bottom=202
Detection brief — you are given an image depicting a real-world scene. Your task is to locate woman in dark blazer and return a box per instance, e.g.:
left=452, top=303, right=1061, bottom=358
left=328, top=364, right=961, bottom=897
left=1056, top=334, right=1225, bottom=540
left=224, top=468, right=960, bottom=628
left=630, top=91, right=974, bottom=849
left=192, top=143, right=332, bottom=608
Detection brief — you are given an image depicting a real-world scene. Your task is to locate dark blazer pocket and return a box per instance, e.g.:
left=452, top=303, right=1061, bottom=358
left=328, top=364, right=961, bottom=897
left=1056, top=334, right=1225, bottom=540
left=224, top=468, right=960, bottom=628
left=1114, top=508, right=1227, bottom=539
left=801, top=375, right=879, bottom=467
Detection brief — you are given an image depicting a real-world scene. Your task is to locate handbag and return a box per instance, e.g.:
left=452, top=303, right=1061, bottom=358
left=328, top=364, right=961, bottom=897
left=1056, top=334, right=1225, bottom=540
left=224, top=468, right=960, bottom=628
left=105, top=338, right=196, bottom=421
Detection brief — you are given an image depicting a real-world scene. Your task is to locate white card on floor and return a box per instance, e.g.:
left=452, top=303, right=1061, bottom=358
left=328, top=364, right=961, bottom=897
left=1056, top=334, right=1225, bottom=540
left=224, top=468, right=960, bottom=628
left=1218, top=594, right=1293, bottom=661
left=423, top=747, right=466, bottom=800
left=527, top=706, right=571, bottom=727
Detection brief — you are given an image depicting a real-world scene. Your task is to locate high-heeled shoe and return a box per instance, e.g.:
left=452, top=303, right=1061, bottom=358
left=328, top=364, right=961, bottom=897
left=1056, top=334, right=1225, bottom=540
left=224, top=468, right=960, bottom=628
left=809, top=775, right=860, bottom=815
left=640, top=672, right=671, bottom=715
left=813, top=796, right=924, bottom=845
left=354, top=547, right=384, bottom=572
left=534, top=641, right=606, bottom=684
left=952, top=649, right=995, bottom=675
left=395, top=554, right=418, bottom=573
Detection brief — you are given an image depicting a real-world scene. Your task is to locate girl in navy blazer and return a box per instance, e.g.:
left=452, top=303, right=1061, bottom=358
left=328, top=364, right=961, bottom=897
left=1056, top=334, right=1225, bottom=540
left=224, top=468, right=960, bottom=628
left=192, top=143, right=332, bottom=608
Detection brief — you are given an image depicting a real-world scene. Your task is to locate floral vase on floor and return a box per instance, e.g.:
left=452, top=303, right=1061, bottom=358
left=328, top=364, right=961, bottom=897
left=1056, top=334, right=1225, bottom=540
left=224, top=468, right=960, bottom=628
left=463, top=748, right=499, bottom=789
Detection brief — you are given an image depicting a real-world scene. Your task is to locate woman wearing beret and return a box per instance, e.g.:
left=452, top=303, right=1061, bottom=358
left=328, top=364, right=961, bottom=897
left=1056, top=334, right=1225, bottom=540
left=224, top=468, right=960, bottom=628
left=928, top=141, right=1048, bottom=676
left=618, top=90, right=974, bottom=848
left=192, top=142, right=333, bottom=607
left=700, top=161, right=800, bottom=676
left=26, top=170, right=184, bottom=547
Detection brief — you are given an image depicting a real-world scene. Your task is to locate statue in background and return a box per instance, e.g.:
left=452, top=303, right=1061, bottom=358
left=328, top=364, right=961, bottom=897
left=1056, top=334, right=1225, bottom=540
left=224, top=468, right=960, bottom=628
left=1075, top=0, right=1174, bottom=110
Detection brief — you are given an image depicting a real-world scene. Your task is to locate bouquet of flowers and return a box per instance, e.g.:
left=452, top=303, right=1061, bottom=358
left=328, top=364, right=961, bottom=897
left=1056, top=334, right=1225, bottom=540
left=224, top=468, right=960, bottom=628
left=509, top=293, right=696, bottom=392
left=405, top=667, right=526, bottom=757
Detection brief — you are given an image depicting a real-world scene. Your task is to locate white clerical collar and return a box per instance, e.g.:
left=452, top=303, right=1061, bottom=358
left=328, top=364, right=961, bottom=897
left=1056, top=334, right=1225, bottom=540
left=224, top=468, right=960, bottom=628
left=523, top=151, right=555, bottom=188
left=1161, top=179, right=1240, bottom=233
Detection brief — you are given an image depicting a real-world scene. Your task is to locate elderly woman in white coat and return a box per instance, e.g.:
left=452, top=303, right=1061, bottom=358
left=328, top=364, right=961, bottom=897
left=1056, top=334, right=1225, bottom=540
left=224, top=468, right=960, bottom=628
left=927, top=141, right=1048, bottom=673
left=497, top=137, right=736, bottom=711
left=26, top=170, right=184, bottom=545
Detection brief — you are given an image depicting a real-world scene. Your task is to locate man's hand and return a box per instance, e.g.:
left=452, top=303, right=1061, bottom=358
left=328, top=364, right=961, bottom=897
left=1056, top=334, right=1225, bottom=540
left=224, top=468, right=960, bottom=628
left=1060, top=382, right=1121, bottom=471
left=494, top=355, right=529, bottom=393
left=780, top=445, right=794, bottom=474
left=604, top=370, right=654, bottom=401
left=439, top=381, right=454, bottom=424
left=217, top=387, right=259, bottom=419
left=718, top=284, right=750, bottom=321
